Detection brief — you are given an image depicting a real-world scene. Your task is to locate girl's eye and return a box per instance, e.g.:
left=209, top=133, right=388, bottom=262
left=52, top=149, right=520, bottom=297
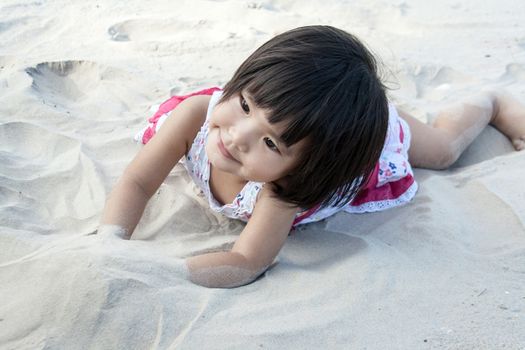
left=240, top=96, right=250, bottom=114
left=264, top=137, right=278, bottom=151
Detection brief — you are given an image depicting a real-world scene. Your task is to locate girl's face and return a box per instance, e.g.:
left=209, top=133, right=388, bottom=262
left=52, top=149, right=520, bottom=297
left=206, top=92, right=305, bottom=183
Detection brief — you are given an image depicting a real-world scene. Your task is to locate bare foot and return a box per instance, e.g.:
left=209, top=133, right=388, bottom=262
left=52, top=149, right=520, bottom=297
left=490, top=91, right=525, bottom=151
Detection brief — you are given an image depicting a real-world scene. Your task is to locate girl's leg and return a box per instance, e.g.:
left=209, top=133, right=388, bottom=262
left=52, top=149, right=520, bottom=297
left=399, top=91, right=525, bottom=170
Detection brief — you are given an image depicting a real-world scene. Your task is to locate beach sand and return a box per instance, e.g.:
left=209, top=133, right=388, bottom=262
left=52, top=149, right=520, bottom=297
left=1, top=0, right=524, bottom=348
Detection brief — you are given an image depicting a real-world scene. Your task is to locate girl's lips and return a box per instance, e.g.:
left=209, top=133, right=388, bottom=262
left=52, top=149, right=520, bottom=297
left=218, top=136, right=236, bottom=161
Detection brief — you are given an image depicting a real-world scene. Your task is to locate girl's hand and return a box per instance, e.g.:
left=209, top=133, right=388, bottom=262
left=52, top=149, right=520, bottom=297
left=99, top=94, right=210, bottom=237
left=186, top=186, right=298, bottom=288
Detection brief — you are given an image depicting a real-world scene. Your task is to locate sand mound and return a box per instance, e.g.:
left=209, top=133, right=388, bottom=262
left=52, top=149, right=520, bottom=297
left=0, top=0, right=524, bottom=349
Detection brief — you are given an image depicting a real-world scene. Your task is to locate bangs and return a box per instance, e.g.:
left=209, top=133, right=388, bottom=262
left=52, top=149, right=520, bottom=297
left=244, top=58, right=349, bottom=147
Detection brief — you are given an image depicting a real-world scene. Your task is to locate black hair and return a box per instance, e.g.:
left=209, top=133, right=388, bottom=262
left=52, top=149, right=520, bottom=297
left=220, top=25, right=389, bottom=209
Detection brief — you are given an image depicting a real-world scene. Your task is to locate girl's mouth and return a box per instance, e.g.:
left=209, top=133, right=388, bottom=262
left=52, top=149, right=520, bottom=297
left=218, top=133, right=236, bottom=161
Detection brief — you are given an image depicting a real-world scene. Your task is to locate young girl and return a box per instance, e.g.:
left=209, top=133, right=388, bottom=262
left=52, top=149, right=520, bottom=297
left=99, top=25, right=525, bottom=288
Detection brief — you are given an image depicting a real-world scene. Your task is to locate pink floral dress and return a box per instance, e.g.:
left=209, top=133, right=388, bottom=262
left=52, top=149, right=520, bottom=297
left=135, top=88, right=417, bottom=227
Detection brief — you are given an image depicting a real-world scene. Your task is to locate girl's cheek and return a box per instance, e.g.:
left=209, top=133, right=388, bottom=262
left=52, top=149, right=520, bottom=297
left=209, top=105, right=224, bottom=122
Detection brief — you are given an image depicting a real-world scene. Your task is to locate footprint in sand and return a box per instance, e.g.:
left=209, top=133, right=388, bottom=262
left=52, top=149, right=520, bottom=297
left=107, top=18, right=227, bottom=43
left=0, top=122, right=106, bottom=233
left=24, top=60, right=146, bottom=118
left=25, top=61, right=93, bottom=103
left=418, top=66, right=474, bottom=98
left=393, top=64, right=476, bottom=100
left=105, top=17, right=262, bottom=55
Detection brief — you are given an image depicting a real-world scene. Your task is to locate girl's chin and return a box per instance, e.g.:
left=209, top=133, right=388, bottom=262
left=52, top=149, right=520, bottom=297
left=209, top=154, right=237, bottom=173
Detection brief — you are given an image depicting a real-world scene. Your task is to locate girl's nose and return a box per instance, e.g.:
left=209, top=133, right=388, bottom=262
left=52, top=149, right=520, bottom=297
left=230, top=120, right=255, bottom=152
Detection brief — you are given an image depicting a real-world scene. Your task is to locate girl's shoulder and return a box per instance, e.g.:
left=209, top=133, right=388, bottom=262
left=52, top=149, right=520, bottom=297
left=167, top=94, right=212, bottom=152
left=138, top=88, right=221, bottom=145
left=174, top=93, right=212, bottom=119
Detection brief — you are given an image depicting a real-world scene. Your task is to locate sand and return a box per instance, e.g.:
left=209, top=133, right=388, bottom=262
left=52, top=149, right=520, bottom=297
left=1, top=0, right=524, bottom=349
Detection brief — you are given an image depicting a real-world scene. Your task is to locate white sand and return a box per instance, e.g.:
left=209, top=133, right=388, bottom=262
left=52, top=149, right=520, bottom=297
left=1, top=0, right=525, bottom=348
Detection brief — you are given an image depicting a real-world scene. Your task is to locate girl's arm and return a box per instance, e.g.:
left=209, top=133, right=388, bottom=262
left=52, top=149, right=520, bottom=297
left=186, top=187, right=298, bottom=288
left=100, top=95, right=211, bottom=237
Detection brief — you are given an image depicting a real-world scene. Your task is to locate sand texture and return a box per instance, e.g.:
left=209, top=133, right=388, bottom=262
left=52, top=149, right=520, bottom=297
left=1, top=0, right=525, bottom=349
